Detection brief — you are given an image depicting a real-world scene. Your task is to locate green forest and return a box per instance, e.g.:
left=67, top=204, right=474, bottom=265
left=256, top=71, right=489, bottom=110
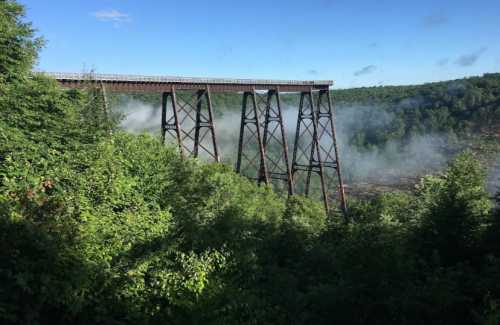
left=114, top=73, right=500, bottom=196
left=114, top=72, right=500, bottom=150
left=2, top=1, right=500, bottom=324
left=113, top=68, right=500, bottom=188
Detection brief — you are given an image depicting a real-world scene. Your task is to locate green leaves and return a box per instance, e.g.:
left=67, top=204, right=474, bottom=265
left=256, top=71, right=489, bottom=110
left=412, top=152, right=493, bottom=265
left=0, top=0, right=43, bottom=81
left=2, top=1, right=500, bottom=322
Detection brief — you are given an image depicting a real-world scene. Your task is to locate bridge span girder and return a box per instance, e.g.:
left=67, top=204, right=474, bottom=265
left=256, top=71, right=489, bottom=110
left=43, top=72, right=332, bottom=93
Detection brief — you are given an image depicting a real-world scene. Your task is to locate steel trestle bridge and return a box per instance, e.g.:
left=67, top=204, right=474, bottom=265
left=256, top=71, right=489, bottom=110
left=42, top=72, right=347, bottom=214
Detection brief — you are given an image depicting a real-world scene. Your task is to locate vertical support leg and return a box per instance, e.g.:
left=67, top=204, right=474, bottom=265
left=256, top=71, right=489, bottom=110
left=236, top=90, right=268, bottom=183
left=161, top=92, right=167, bottom=143
left=160, top=86, right=183, bottom=156
left=252, top=89, right=269, bottom=184
left=192, top=86, right=219, bottom=162
left=262, top=88, right=294, bottom=195
left=236, top=92, right=247, bottom=174
left=309, top=90, right=329, bottom=211
left=205, top=86, right=220, bottom=162
left=99, top=81, right=111, bottom=134
left=292, top=90, right=329, bottom=211
left=317, top=89, right=347, bottom=214
left=291, top=92, right=305, bottom=189
left=194, top=90, right=203, bottom=158
left=170, top=88, right=183, bottom=156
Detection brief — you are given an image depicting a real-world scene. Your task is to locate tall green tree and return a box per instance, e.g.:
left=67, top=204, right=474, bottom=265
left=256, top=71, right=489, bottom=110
left=0, top=0, right=42, bottom=81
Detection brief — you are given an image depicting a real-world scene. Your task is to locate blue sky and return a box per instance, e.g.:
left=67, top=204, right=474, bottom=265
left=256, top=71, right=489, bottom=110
left=22, top=0, right=500, bottom=89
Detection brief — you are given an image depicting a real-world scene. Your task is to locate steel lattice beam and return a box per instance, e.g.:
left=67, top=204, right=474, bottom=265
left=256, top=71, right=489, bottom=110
left=291, top=89, right=329, bottom=211
left=161, top=86, right=219, bottom=162
left=236, top=90, right=268, bottom=183
left=236, top=89, right=294, bottom=195
left=261, top=89, right=294, bottom=195
left=315, top=90, right=347, bottom=214
left=161, top=86, right=183, bottom=156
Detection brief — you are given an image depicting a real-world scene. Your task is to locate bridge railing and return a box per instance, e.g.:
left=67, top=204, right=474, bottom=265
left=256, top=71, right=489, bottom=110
left=40, top=71, right=333, bottom=87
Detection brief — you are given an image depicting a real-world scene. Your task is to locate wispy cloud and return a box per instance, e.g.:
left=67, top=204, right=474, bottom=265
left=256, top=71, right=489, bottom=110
left=437, top=58, right=449, bottom=67
left=455, top=47, right=487, bottom=67
left=354, top=65, right=377, bottom=77
left=422, top=12, right=448, bottom=28
left=92, top=9, right=131, bottom=23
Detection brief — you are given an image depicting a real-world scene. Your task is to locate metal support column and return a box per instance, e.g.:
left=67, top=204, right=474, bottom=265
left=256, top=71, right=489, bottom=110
left=292, top=89, right=329, bottom=211
left=236, top=89, right=268, bottom=184
left=99, top=81, right=111, bottom=134
left=262, top=88, right=294, bottom=195
left=316, top=89, right=347, bottom=214
left=161, top=86, right=183, bottom=156
left=193, top=86, right=220, bottom=162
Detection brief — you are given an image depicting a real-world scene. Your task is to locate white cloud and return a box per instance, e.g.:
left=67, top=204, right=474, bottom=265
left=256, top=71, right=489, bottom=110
left=92, top=9, right=131, bottom=23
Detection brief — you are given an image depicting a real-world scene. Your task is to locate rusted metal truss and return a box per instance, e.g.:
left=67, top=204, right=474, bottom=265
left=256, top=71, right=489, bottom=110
left=237, top=88, right=294, bottom=195
left=50, top=71, right=346, bottom=214
left=161, top=86, right=219, bottom=162
left=292, top=89, right=347, bottom=213
left=317, top=90, right=347, bottom=213
left=262, top=89, right=294, bottom=195
left=236, top=89, right=268, bottom=184
left=292, top=89, right=329, bottom=210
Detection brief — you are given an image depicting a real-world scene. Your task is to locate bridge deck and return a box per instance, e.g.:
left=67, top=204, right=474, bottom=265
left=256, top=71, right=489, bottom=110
left=41, top=72, right=333, bottom=92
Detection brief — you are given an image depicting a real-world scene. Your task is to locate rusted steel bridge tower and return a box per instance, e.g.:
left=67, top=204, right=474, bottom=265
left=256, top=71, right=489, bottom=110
left=46, top=72, right=347, bottom=213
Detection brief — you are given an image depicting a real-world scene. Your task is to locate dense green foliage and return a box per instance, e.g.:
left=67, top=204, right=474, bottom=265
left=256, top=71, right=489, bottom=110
left=0, top=0, right=42, bottom=82
left=1, top=1, right=500, bottom=324
left=334, top=75, right=500, bottom=149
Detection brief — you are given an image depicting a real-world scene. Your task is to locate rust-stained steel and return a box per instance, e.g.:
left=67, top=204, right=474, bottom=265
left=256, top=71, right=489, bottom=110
left=161, top=86, right=183, bottom=156
left=160, top=85, right=219, bottom=162
left=292, top=89, right=329, bottom=211
left=261, top=88, right=294, bottom=195
left=315, top=89, right=347, bottom=214
left=193, top=86, right=219, bottom=162
left=237, top=88, right=293, bottom=194
left=236, top=89, right=268, bottom=184
left=41, top=72, right=333, bottom=93
left=44, top=71, right=346, bottom=215
left=169, top=87, right=220, bottom=162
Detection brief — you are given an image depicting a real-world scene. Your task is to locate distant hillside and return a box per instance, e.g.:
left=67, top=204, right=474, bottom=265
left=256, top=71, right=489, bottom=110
left=110, top=73, right=500, bottom=197
left=112, top=73, right=500, bottom=159
left=333, top=73, right=500, bottom=148
left=112, top=73, right=500, bottom=146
